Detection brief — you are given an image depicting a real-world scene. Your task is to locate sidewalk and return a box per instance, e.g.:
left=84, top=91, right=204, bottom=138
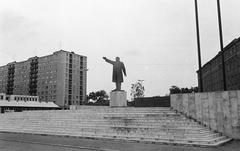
left=0, top=132, right=239, bottom=151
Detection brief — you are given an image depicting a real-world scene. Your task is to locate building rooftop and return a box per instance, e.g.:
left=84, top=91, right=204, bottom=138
left=0, top=50, right=87, bottom=67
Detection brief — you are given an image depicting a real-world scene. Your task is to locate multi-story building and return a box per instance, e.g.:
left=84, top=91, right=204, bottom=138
left=0, top=50, right=87, bottom=108
left=197, top=37, right=240, bottom=92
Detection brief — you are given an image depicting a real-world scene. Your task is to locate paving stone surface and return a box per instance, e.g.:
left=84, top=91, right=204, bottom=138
left=0, top=132, right=239, bottom=151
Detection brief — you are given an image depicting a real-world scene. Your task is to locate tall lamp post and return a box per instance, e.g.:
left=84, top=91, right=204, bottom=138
left=194, top=0, right=203, bottom=92
left=216, top=0, right=227, bottom=91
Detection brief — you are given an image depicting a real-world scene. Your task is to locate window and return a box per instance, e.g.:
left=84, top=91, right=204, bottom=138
left=0, top=96, right=3, bottom=100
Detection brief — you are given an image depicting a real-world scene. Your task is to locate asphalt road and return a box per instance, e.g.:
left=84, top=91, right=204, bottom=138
left=0, top=132, right=239, bottom=151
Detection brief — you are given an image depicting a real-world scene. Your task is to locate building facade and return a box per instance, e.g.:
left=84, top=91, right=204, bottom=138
left=197, top=37, right=240, bottom=92
left=0, top=50, right=87, bottom=108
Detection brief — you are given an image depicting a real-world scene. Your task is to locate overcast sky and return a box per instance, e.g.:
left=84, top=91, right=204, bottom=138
left=0, top=0, right=240, bottom=98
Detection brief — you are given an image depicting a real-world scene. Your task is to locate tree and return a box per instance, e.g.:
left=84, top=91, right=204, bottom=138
left=169, top=86, right=181, bottom=94
left=95, top=90, right=109, bottom=102
left=87, top=92, right=97, bottom=101
left=169, top=85, right=198, bottom=94
left=86, top=90, right=109, bottom=105
left=130, top=80, right=145, bottom=101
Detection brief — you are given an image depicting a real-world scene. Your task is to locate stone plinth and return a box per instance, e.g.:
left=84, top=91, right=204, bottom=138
left=110, top=91, right=127, bottom=107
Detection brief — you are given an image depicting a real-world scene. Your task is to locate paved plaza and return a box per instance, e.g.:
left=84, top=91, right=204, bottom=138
left=0, top=132, right=239, bottom=151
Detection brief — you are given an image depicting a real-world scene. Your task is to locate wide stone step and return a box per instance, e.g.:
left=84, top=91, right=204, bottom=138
left=0, top=127, right=225, bottom=146
left=0, top=112, right=182, bottom=118
left=0, top=117, right=202, bottom=125
left=12, top=108, right=173, bottom=114
left=0, top=119, right=208, bottom=128
left=0, top=125, right=209, bottom=134
left=0, top=123, right=203, bottom=130
left=0, top=114, right=187, bottom=119
left=0, top=123, right=212, bottom=135
left=0, top=126, right=218, bottom=140
left=68, top=107, right=172, bottom=112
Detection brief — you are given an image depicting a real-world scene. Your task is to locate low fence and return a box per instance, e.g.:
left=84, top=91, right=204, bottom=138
left=132, top=96, right=170, bottom=107
left=171, top=91, right=240, bottom=139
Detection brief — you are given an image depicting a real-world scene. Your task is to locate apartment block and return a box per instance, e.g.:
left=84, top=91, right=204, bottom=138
left=0, top=50, right=87, bottom=108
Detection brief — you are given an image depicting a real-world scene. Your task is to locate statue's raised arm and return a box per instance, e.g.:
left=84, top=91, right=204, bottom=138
left=103, top=57, right=114, bottom=65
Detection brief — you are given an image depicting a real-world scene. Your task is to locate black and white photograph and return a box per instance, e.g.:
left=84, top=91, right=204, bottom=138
left=0, top=0, right=240, bottom=150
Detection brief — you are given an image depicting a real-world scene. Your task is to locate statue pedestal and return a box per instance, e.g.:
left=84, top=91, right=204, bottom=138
left=110, top=91, right=127, bottom=107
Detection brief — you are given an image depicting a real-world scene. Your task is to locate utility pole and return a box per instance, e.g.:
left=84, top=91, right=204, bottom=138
left=216, top=0, right=227, bottom=91
left=194, top=0, right=203, bottom=92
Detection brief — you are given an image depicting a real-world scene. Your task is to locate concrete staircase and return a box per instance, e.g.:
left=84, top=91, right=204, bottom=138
left=0, top=106, right=231, bottom=146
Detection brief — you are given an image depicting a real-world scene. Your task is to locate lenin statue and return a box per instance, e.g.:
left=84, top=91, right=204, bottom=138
left=103, top=57, right=127, bottom=91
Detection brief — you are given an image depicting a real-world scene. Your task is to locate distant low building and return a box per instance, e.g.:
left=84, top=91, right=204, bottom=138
left=0, top=50, right=87, bottom=108
left=0, top=93, right=59, bottom=113
left=197, top=37, right=240, bottom=92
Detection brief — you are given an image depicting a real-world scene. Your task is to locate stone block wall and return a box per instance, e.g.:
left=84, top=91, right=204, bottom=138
left=171, top=91, right=240, bottom=139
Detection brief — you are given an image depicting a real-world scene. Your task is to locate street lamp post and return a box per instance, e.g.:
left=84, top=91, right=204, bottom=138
left=194, top=0, right=203, bottom=92
left=216, top=0, right=227, bottom=91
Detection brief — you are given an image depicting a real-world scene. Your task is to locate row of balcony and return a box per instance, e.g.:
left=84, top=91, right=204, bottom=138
left=30, top=66, right=38, bottom=70
left=30, top=70, right=38, bottom=74
left=6, top=84, right=14, bottom=87
left=7, top=73, right=14, bottom=77
left=29, top=90, right=37, bottom=96
left=8, top=70, right=15, bottom=74
left=29, top=82, right=37, bottom=86
left=30, top=59, right=38, bottom=80
left=30, top=60, right=38, bottom=64
left=30, top=74, right=38, bottom=78
left=7, top=77, right=14, bottom=81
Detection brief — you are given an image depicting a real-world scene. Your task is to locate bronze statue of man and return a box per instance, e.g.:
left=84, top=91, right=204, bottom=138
left=103, top=57, right=127, bottom=91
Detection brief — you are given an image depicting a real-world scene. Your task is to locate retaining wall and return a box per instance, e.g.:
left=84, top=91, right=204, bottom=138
left=171, top=91, right=240, bottom=139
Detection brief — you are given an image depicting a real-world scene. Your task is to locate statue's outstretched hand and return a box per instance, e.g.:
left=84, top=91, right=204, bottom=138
left=103, top=57, right=107, bottom=60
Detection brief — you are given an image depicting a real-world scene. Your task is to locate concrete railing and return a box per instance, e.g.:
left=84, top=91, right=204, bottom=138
left=171, top=90, right=240, bottom=139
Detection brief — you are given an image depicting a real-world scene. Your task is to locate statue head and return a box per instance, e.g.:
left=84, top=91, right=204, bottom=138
left=116, top=57, right=120, bottom=62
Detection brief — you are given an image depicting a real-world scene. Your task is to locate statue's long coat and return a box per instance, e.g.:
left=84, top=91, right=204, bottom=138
left=105, top=59, right=126, bottom=83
